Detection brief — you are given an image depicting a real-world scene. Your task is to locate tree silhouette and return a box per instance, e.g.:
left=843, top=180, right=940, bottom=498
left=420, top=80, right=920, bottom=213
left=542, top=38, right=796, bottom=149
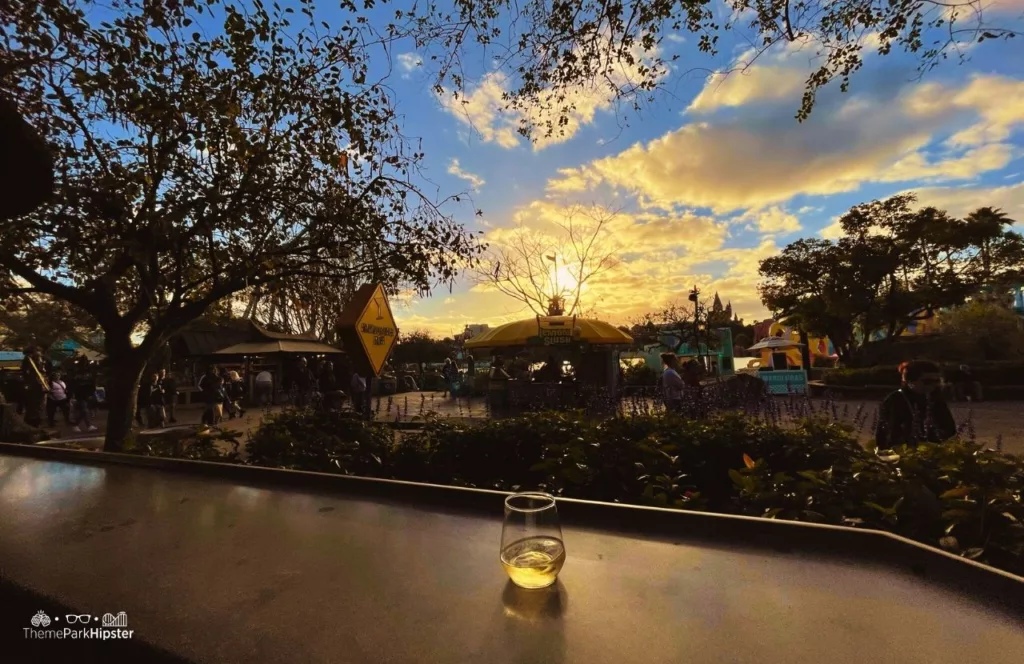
left=1, top=0, right=481, bottom=449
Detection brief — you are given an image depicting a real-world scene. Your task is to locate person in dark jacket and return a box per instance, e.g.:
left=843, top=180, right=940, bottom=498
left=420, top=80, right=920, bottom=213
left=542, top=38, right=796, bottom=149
left=199, top=366, right=224, bottom=425
left=147, top=372, right=165, bottom=428
left=135, top=372, right=152, bottom=427
left=875, top=360, right=957, bottom=447
left=71, top=367, right=98, bottom=432
left=161, top=369, right=179, bottom=423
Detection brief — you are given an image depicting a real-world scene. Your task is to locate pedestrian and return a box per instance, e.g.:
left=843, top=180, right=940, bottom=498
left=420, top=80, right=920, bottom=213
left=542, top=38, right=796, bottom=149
left=441, top=358, right=456, bottom=397
left=875, top=360, right=956, bottom=447
left=660, top=353, right=684, bottom=413
left=320, top=361, right=341, bottom=410
left=71, top=366, right=98, bottom=432
left=294, top=357, right=313, bottom=408
left=350, top=371, right=367, bottom=417
left=224, top=370, right=246, bottom=419
left=147, top=372, right=166, bottom=428
left=199, top=366, right=224, bottom=425
left=255, top=368, right=274, bottom=406
left=46, top=370, right=72, bottom=427
left=161, top=369, right=179, bottom=423
left=465, top=354, right=476, bottom=390
left=681, top=359, right=706, bottom=419
left=21, top=346, right=46, bottom=428
left=135, top=371, right=152, bottom=427
left=487, top=355, right=511, bottom=414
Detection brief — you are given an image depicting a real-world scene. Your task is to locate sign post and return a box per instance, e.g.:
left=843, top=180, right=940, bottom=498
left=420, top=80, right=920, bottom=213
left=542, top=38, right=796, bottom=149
left=338, top=284, right=399, bottom=418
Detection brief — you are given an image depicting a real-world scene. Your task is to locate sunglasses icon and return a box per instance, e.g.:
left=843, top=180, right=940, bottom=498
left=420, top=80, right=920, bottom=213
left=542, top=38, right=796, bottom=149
left=65, top=614, right=93, bottom=624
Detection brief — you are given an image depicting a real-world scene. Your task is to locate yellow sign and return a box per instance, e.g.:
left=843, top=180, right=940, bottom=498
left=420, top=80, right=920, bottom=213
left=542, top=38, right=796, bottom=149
left=352, top=284, right=398, bottom=376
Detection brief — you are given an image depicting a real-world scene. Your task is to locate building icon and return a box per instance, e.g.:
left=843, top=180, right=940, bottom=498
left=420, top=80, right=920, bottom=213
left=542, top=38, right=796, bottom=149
left=102, top=612, right=127, bottom=627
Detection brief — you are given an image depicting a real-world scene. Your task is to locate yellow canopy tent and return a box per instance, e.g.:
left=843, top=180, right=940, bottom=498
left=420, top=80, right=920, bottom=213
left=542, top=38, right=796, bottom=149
left=464, top=316, right=632, bottom=350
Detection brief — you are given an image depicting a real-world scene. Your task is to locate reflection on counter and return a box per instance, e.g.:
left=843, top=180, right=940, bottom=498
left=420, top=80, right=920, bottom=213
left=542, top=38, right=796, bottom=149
left=0, top=458, right=106, bottom=501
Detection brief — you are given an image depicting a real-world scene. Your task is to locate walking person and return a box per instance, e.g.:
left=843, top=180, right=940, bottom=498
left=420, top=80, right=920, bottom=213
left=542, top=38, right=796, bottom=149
left=223, top=371, right=243, bottom=419
left=660, top=353, right=685, bottom=413
left=875, top=360, right=957, bottom=447
left=161, top=369, right=179, bottom=423
left=255, top=368, right=274, bottom=407
left=199, top=366, right=224, bottom=425
left=147, top=372, right=166, bottom=428
left=21, top=346, right=46, bottom=428
left=71, top=366, right=98, bottom=432
left=135, top=371, right=152, bottom=428
left=46, top=370, right=72, bottom=427
left=441, top=358, right=457, bottom=398
left=350, top=371, right=367, bottom=418
left=295, top=358, right=315, bottom=408
left=681, top=359, right=706, bottom=418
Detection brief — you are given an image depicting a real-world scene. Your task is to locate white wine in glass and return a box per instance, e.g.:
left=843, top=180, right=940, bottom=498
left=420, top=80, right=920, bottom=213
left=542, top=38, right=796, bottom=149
left=500, top=492, right=565, bottom=589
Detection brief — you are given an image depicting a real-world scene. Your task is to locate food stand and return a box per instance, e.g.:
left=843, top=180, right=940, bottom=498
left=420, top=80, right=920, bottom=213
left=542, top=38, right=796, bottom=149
left=748, top=337, right=808, bottom=395
left=464, top=316, right=633, bottom=411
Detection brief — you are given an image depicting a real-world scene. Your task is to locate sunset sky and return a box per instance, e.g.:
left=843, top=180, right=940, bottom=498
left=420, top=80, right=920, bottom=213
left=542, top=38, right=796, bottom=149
left=364, top=2, right=1024, bottom=337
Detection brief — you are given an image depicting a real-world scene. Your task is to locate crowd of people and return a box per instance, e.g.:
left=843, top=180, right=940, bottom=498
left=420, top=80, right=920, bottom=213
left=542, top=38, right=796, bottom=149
left=657, top=353, right=962, bottom=446
left=11, top=345, right=100, bottom=432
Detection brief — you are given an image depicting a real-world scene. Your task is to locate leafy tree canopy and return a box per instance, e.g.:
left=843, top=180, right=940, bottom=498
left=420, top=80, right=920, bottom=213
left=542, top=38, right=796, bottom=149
left=759, top=194, right=1024, bottom=364
left=399, top=0, right=1019, bottom=138
left=0, top=293, right=100, bottom=354
left=1, top=0, right=483, bottom=449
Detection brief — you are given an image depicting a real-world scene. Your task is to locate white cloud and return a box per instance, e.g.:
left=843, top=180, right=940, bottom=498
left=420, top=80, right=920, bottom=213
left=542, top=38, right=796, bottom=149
left=547, top=72, right=1024, bottom=213
left=447, top=158, right=486, bottom=191
left=687, top=66, right=805, bottom=114
left=819, top=218, right=845, bottom=240
left=438, top=72, right=522, bottom=149
left=397, top=52, right=422, bottom=79
left=735, top=206, right=802, bottom=234
left=438, top=36, right=666, bottom=151
left=912, top=180, right=1024, bottom=219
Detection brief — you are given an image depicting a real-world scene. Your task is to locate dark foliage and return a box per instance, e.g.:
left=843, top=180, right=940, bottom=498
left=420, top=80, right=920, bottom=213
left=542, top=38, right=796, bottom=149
left=244, top=409, right=1024, bottom=575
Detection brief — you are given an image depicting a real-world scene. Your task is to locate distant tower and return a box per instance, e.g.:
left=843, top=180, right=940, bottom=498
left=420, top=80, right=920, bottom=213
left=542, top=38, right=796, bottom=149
left=712, top=292, right=724, bottom=315
left=724, top=300, right=733, bottom=320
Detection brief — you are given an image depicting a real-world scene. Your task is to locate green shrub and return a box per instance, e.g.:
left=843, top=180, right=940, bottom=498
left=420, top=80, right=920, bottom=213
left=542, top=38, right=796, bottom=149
left=822, top=365, right=901, bottom=387
left=622, top=363, right=659, bottom=386
left=241, top=409, right=1024, bottom=574
left=245, top=409, right=393, bottom=475
left=824, top=361, right=1024, bottom=388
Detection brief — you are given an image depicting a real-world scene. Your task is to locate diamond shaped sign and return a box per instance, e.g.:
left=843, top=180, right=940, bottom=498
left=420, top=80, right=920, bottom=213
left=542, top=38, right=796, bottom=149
left=338, top=283, right=399, bottom=377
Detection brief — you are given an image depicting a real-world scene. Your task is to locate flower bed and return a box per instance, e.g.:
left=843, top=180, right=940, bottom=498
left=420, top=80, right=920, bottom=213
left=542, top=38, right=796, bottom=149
left=243, top=409, right=1024, bottom=575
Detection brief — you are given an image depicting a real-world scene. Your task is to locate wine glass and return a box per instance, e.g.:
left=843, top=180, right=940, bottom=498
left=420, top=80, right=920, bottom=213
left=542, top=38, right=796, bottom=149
left=500, top=492, right=565, bottom=589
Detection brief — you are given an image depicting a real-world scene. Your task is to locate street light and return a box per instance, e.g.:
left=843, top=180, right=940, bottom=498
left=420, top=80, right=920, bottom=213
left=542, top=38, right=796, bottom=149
left=688, top=286, right=701, bottom=367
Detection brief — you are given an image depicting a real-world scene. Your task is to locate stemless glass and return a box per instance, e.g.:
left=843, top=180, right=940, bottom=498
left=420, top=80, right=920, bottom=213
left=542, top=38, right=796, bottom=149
left=500, top=492, right=566, bottom=589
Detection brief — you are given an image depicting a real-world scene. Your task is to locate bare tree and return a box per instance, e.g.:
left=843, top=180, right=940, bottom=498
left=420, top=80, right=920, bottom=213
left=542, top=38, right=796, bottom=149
left=478, top=204, right=620, bottom=316
left=241, top=267, right=362, bottom=345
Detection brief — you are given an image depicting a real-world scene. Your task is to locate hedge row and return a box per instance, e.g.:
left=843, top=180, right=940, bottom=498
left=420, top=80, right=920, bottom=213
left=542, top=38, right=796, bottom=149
left=236, top=409, right=1024, bottom=576
left=822, top=361, right=1024, bottom=387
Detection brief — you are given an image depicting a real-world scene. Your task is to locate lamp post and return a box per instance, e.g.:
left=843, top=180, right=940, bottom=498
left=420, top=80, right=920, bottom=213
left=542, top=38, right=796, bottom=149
left=688, top=286, right=701, bottom=368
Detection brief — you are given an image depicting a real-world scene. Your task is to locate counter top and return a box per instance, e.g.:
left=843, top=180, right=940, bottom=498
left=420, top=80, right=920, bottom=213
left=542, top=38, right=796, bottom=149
left=0, top=453, right=1021, bottom=663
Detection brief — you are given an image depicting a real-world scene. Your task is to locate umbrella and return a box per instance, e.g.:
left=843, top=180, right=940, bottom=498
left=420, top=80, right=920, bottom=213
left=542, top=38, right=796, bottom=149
left=747, top=337, right=806, bottom=351
left=464, top=316, right=632, bottom=350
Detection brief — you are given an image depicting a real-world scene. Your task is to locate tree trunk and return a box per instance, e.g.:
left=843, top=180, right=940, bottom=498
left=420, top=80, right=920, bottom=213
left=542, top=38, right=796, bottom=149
left=102, top=349, right=148, bottom=452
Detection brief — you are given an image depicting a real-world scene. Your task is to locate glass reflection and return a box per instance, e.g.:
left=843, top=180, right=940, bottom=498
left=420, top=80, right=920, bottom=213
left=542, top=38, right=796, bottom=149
left=0, top=460, right=105, bottom=501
